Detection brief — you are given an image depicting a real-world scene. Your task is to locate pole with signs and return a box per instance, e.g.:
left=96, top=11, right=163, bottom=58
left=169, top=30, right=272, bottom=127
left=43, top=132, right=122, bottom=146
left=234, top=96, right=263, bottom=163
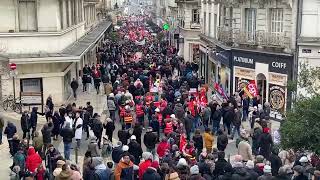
left=9, top=63, right=17, bottom=101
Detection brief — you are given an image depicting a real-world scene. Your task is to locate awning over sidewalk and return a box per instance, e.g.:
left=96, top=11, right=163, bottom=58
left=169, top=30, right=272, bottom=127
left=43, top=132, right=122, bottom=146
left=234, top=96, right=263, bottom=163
left=62, top=20, right=112, bottom=57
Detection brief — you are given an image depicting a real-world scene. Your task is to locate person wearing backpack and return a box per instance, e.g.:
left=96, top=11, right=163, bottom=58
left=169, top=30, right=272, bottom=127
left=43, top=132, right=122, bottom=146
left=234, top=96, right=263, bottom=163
left=92, top=157, right=112, bottom=180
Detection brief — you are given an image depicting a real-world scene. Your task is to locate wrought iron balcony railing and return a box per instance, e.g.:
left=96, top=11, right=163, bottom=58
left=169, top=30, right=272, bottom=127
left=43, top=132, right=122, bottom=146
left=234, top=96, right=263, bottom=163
left=217, top=26, right=291, bottom=49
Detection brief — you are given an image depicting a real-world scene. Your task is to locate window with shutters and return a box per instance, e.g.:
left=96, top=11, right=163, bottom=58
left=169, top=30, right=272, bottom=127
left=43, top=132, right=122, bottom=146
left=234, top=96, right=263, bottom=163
left=270, top=8, right=284, bottom=34
left=18, top=0, right=37, bottom=31
left=245, top=8, right=256, bottom=41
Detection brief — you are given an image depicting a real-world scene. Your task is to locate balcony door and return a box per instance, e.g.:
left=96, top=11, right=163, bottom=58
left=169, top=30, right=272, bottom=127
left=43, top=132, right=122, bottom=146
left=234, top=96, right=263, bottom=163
left=18, top=0, right=37, bottom=32
left=245, top=8, right=256, bottom=41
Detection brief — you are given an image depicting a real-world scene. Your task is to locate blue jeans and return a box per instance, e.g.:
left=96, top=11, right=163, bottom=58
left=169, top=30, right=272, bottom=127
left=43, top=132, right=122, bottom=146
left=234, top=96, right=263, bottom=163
left=212, top=121, right=220, bottom=135
left=242, top=109, right=248, bottom=121
left=231, top=125, right=241, bottom=139
left=64, top=142, right=72, bottom=160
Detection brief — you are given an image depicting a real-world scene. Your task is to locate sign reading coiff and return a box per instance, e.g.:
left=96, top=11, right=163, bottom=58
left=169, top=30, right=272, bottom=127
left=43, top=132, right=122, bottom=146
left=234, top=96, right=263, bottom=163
left=232, top=50, right=292, bottom=75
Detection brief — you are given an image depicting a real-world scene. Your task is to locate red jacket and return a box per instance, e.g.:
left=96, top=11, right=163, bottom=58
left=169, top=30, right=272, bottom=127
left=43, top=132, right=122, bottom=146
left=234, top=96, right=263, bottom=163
left=139, top=159, right=152, bottom=180
left=26, top=147, right=42, bottom=173
left=135, top=104, right=144, bottom=117
left=157, top=141, right=170, bottom=158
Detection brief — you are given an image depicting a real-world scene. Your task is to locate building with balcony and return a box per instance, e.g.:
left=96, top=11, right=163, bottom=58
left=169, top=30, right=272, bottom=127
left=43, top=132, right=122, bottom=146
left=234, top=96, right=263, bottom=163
left=176, top=0, right=201, bottom=62
left=0, top=0, right=111, bottom=106
left=199, top=0, right=298, bottom=116
left=297, top=0, right=320, bottom=96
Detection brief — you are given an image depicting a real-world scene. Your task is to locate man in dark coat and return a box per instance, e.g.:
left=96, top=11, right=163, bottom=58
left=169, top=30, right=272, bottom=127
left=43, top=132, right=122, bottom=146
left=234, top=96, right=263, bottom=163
left=258, top=127, right=273, bottom=160
left=128, top=135, right=143, bottom=165
left=143, top=127, right=158, bottom=153
left=118, top=124, right=131, bottom=145
left=4, top=121, right=17, bottom=153
left=231, top=166, right=251, bottom=180
left=70, top=78, right=79, bottom=99
left=21, top=111, right=30, bottom=139
left=217, top=129, right=228, bottom=151
left=60, top=122, right=74, bottom=160
left=222, top=105, right=234, bottom=135
left=183, top=111, right=193, bottom=140
left=213, top=151, right=232, bottom=177
left=269, top=148, right=282, bottom=176
left=41, top=122, right=54, bottom=152
left=112, top=141, right=123, bottom=164
left=30, top=107, right=39, bottom=138
left=92, top=114, right=103, bottom=149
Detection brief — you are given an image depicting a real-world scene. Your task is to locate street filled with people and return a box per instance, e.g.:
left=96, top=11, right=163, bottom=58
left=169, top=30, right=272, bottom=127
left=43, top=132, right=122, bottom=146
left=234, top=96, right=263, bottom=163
left=2, top=15, right=320, bottom=180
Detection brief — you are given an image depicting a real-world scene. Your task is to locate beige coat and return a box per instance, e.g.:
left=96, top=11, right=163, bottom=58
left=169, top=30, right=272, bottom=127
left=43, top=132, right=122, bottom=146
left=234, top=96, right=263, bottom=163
left=238, top=140, right=253, bottom=161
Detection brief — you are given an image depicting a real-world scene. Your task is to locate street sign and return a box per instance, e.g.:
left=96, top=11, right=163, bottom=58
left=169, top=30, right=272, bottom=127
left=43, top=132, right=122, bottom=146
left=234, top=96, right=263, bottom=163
left=163, top=23, right=170, bottom=31
left=9, top=63, right=16, bottom=70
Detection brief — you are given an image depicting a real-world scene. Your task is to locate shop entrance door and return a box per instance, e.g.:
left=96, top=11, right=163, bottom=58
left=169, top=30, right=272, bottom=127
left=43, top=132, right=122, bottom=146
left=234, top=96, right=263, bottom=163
left=256, top=73, right=267, bottom=104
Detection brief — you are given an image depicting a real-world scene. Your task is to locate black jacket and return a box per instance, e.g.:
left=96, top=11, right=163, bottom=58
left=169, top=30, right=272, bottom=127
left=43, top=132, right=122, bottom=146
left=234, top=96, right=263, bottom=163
left=142, top=168, right=161, bottom=180
left=193, top=134, right=203, bottom=151
left=184, top=114, right=193, bottom=132
left=143, top=132, right=158, bottom=149
left=223, top=106, right=235, bottom=124
left=246, top=168, right=259, bottom=180
left=132, top=125, right=143, bottom=144
left=111, top=146, right=123, bottom=163
left=92, top=119, right=103, bottom=137
left=70, top=80, right=79, bottom=90
left=128, top=141, right=143, bottom=164
left=30, top=108, right=38, bottom=128
left=217, top=134, right=228, bottom=151
left=103, top=121, right=115, bottom=135
left=213, top=158, right=231, bottom=177
left=118, top=129, right=130, bottom=145
left=4, top=122, right=17, bottom=139
left=41, top=123, right=54, bottom=144
left=269, top=153, right=282, bottom=176
left=60, top=127, right=74, bottom=143
left=231, top=167, right=251, bottom=180
left=21, top=114, right=30, bottom=131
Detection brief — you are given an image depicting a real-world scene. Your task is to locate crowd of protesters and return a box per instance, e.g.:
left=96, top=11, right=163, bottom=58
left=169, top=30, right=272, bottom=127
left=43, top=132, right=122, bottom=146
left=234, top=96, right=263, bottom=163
left=2, top=15, right=320, bottom=180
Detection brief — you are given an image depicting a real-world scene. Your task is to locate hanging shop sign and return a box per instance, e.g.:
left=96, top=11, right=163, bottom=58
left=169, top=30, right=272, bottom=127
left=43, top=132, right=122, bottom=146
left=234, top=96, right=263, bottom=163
left=234, top=67, right=255, bottom=80
left=269, top=84, right=286, bottom=113
left=269, top=73, right=287, bottom=86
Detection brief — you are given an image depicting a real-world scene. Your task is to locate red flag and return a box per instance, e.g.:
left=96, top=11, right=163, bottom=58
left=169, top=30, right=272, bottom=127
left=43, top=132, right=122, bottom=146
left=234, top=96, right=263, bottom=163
left=243, top=80, right=258, bottom=98
left=179, top=133, right=187, bottom=151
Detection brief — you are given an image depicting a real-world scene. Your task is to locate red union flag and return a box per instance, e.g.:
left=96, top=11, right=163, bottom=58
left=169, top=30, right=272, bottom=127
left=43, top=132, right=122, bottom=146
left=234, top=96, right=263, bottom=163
left=244, top=80, right=258, bottom=98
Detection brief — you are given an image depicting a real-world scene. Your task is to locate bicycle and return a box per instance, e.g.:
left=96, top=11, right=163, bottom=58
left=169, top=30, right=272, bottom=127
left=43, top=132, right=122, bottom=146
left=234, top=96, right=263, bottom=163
left=13, top=98, right=24, bottom=113
left=2, top=95, right=24, bottom=113
left=2, top=95, right=14, bottom=111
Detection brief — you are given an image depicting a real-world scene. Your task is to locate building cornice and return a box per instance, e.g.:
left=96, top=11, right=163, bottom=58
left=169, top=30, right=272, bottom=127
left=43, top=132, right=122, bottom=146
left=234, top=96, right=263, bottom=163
left=0, top=22, right=85, bottom=37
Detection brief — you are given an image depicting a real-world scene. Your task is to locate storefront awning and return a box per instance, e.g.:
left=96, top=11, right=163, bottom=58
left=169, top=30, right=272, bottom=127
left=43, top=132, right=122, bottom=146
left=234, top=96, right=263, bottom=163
left=62, top=20, right=112, bottom=57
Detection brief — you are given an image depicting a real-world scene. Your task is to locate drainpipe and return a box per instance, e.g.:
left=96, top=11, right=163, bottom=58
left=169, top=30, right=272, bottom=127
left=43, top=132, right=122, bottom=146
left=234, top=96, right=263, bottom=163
left=292, top=0, right=302, bottom=105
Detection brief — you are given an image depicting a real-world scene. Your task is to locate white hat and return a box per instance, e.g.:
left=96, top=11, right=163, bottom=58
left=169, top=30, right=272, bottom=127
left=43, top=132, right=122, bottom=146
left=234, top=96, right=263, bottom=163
left=190, top=165, right=199, bottom=175
left=122, top=145, right=129, bottom=151
left=177, top=158, right=188, bottom=167
left=130, top=135, right=136, bottom=140
left=170, top=114, right=176, bottom=119
left=299, top=156, right=309, bottom=163
left=155, top=108, right=160, bottom=112
left=246, top=160, right=254, bottom=169
left=263, top=165, right=272, bottom=173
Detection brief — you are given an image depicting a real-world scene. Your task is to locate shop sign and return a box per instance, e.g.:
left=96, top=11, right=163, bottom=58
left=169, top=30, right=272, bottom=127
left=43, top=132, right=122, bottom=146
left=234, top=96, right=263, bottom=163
left=232, top=51, right=292, bottom=75
left=233, top=55, right=255, bottom=69
left=269, top=73, right=287, bottom=86
left=269, top=85, right=286, bottom=113
left=20, top=92, right=42, bottom=105
left=234, top=67, right=255, bottom=80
